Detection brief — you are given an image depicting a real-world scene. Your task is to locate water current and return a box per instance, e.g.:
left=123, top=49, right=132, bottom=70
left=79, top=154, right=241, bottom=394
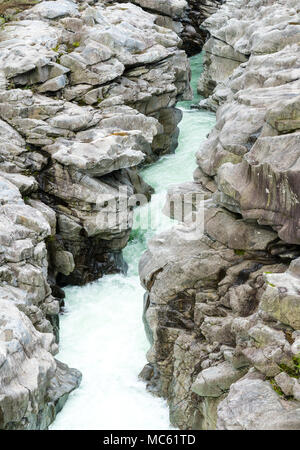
left=51, top=54, right=216, bottom=430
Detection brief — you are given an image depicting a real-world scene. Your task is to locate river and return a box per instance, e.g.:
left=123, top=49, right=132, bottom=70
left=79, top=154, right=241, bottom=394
left=50, top=53, right=216, bottom=430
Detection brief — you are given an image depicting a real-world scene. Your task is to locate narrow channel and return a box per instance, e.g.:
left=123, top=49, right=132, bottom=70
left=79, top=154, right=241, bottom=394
left=51, top=54, right=216, bottom=430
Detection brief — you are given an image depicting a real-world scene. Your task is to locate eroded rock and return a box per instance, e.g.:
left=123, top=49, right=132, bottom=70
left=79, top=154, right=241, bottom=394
left=139, top=0, right=300, bottom=431
left=0, top=0, right=192, bottom=429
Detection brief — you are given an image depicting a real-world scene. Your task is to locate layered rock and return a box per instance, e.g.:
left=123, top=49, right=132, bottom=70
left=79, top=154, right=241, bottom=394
left=0, top=173, right=81, bottom=429
left=0, top=0, right=191, bottom=429
left=140, top=0, right=300, bottom=430
left=181, top=0, right=224, bottom=55
left=121, top=0, right=223, bottom=56
left=0, top=0, right=191, bottom=287
left=0, top=299, right=81, bottom=429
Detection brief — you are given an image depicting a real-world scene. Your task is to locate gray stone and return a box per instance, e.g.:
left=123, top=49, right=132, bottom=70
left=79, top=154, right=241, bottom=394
left=23, top=0, right=78, bottom=19
left=128, top=0, right=187, bottom=19
left=52, top=250, right=75, bottom=276
left=260, top=260, right=300, bottom=330
left=0, top=299, right=81, bottom=430
left=192, top=361, right=247, bottom=397
left=274, top=372, right=295, bottom=397
left=138, top=0, right=300, bottom=431
left=217, top=376, right=300, bottom=430
left=38, top=75, right=67, bottom=93
left=0, top=0, right=191, bottom=430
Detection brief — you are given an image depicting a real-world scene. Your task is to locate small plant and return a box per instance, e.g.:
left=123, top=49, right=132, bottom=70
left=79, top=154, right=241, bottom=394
left=77, top=99, right=87, bottom=107
left=293, top=353, right=300, bottom=372
left=52, top=44, right=60, bottom=53
left=46, top=235, right=56, bottom=244
left=279, top=353, right=300, bottom=379
left=234, top=249, right=245, bottom=256
left=269, top=378, right=284, bottom=396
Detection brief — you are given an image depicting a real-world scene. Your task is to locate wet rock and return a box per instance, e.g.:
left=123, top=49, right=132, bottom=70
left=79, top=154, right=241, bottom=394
left=139, top=364, right=154, bottom=382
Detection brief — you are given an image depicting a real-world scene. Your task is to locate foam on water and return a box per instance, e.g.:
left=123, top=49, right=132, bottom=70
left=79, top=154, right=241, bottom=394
left=50, top=54, right=215, bottom=430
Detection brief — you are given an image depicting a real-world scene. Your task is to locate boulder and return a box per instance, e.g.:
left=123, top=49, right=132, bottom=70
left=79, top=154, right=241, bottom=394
left=260, top=258, right=300, bottom=329
left=192, top=361, right=247, bottom=397
left=217, top=375, right=300, bottom=430
left=0, top=299, right=81, bottom=430
left=139, top=0, right=300, bottom=431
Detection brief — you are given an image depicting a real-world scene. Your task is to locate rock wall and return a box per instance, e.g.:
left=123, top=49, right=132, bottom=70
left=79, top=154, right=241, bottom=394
left=140, top=0, right=300, bottom=430
left=182, top=0, right=224, bottom=55
left=119, top=0, right=224, bottom=56
left=0, top=0, right=191, bottom=429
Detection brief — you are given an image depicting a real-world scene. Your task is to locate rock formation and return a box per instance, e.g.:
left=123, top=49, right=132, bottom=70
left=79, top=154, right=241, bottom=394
left=140, top=0, right=300, bottom=430
left=2, top=0, right=300, bottom=432
left=121, top=0, right=224, bottom=56
left=0, top=0, right=191, bottom=429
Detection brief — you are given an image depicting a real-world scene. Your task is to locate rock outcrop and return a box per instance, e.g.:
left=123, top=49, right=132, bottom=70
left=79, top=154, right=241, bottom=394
left=121, top=0, right=224, bottom=56
left=140, top=0, right=300, bottom=430
left=0, top=173, right=81, bottom=429
left=0, top=0, right=191, bottom=285
left=0, top=0, right=191, bottom=429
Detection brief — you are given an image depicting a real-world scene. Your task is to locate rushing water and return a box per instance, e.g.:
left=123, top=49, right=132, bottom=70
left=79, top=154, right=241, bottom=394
left=50, top=54, right=215, bottom=430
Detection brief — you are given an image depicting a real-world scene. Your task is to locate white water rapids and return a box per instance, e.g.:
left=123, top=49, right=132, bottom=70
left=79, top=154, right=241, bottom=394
left=51, top=54, right=216, bottom=430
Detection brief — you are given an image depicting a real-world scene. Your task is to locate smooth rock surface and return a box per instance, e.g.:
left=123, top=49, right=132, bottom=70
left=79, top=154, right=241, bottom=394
left=0, top=0, right=191, bottom=429
left=217, top=374, right=300, bottom=430
left=140, top=0, right=300, bottom=430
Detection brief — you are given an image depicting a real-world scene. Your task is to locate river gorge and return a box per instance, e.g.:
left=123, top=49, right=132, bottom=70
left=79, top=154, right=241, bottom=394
left=1, top=0, right=300, bottom=431
left=50, top=55, right=215, bottom=430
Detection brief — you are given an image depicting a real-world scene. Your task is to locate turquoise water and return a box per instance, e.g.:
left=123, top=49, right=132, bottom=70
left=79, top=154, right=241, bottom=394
left=50, top=54, right=215, bottom=430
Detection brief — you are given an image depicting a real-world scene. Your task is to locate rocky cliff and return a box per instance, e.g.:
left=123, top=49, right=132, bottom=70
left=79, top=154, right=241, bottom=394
left=0, top=0, right=191, bottom=429
left=120, top=0, right=224, bottom=55
left=140, top=0, right=300, bottom=430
